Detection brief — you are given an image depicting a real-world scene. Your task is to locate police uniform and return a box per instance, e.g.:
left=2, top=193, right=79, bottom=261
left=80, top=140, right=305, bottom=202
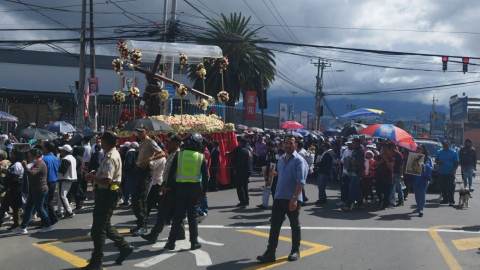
left=86, top=146, right=131, bottom=269
left=132, top=135, right=163, bottom=232
left=164, top=135, right=209, bottom=250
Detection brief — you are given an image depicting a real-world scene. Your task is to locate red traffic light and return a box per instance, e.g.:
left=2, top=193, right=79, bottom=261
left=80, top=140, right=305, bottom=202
left=463, top=57, right=469, bottom=63
left=442, top=56, right=449, bottom=62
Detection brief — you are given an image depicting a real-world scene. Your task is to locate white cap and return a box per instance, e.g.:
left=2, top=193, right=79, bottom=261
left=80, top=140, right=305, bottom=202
left=121, top=142, right=131, bottom=148
left=59, top=145, right=73, bottom=153
left=131, top=142, right=139, bottom=149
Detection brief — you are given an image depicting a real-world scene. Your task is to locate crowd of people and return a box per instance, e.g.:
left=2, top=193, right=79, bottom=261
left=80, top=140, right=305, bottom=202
left=0, top=125, right=476, bottom=268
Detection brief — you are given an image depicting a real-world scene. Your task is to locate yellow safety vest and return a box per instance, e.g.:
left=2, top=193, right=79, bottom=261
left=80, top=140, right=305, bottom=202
left=176, top=150, right=204, bottom=183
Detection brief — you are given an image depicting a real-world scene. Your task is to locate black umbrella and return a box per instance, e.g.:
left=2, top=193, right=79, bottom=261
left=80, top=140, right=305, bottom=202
left=122, top=118, right=173, bottom=133
left=340, top=123, right=367, bottom=137
left=67, top=131, right=99, bottom=146
left=18, top=128, right=59, bottom=141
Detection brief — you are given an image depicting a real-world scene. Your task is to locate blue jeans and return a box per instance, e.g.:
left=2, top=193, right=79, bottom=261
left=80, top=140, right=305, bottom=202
left=390, top=174, right=404, bottom=204
left=345, top=175, right=363, bottom=207
left=340, top=174, right=350, bottom=202
left=123, top=175, right=135, bottom=202
left=317, top=173, right=329, bottom=201
left=198, top=196, right=208, bottom=215
left=21, top=190, right=50, bottom=229
left=413, top=180, right=429, bottom=211
left=462, top=165, right=474, bottom=188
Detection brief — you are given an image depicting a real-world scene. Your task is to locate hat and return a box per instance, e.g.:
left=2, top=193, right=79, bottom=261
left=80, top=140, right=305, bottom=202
left=265, top=134, right=270, bottom=138
left=131, top=142, right=139, bottom=148
left=59, top=144, right=73, bottom=153
left=167, top=134, right=182, bottom=143
left=346, top=138, right=353, bottom=144
left=121, top=142, right=131, bottom=148
left=442, top=140, right=450, bottom=145
left=99, top=131, right=118, bottom=144
left=266, top=141, right=275, bottom=147
left=135, top=124, right=149, bottom=132
left=366, top=143, right=376, bottom=148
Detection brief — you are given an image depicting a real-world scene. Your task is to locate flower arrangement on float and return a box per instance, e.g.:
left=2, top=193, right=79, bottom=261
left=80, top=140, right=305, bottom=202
left=112, top=59, right=123, bottom=75
left=217, top=91, right=229, bottom=103
left=130, top=49, right=142, bottom=66
left=128, top=87, right=140, bottom=99
left=197, top=98, right=209, bottom=111
left=116, top=39, right=129, bottom=60
left=112, top=91, right=125, bottom=104
left=176, top=84, right=188, bottom=98
left=160, top=90, right=169, bottom=101
left=179, top=53, right=188, bottom=70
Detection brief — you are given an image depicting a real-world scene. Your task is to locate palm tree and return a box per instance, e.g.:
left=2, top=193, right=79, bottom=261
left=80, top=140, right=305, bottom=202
left=187, top=13, right=276, bottom=106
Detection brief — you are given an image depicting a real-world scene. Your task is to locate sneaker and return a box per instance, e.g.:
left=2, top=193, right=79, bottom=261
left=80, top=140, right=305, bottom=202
left=449, top=203, right=455, bottom=207
left=404, top=197, right=408, bottom=201
left=395, top=203, right=404, bottom=207
left=413, top=209, right=420, bottom=213
left=336, top=201, right=346, bottom=207
left=7, top=224, right=19, bottom=230
left=115, top=245, right=134, bottom=265
left=130, top=226, right=141, bottom=233
left=191, top=242, right=202, bottom=250
left=470, top=188, right=475, bottom=192
left=439, top=201, right=449, bottom=205
left=315, top=200, right=328, bottom=205
left=341, top=206, right=352, bottom=211
left=132, top=227, right=147, bottom=236
left=38, top=226, right=54, bottom=233
left=164, top=242, right=175, bottom=250
left=118, top=198, right=124, bottom=204
left=141, top=233, right=158, bottom=244
left=80, top=262, right=103, bottom=270
left=73, top=206, right=84, bottom=212
left=236, top=202, right=246, bottom=208
left=256, top=204, right=268, bottom=209
left=198, top=213, right=207, bottom=223
left=287, top=251, right=300, bottom=261
left=419, top=211, right=424, bottom=217
left=352, top=205, right=365, bottom=210
left=12, top=227, right=27, bottom=234
left=63, top=212, right=75, bottom=219
left=32, top=214, right=38, bottom=220
left=257, top=250, right=276, bottom=263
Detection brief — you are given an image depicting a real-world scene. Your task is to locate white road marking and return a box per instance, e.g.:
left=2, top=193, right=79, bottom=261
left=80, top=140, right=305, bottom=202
left=134, top=233, right=224, bottom=268
left=113, top=223, right=480, bottom=234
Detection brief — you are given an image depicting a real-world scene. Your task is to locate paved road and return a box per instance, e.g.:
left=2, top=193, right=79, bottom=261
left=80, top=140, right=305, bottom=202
left=1, top=172, right=479, bottom=270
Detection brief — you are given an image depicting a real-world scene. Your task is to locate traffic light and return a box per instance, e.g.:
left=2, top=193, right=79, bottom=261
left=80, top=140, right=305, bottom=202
left=442, top=56, right=448, bottom=72
left=462, top=58, right=469, bottom=73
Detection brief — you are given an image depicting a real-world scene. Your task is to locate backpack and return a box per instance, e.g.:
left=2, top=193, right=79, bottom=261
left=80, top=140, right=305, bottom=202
left=344, top=151, right=357, bottom=173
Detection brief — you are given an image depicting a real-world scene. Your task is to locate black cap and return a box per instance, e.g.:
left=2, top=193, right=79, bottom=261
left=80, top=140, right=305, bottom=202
left=135, top=124, right=149, bottom=132
left=266, top=141, right=275, bottom=147
left=442, top=140, right=450, bottom=145
left=99, top=131, right=118, bottom=145
left=167, top=134, right=182, bottom=143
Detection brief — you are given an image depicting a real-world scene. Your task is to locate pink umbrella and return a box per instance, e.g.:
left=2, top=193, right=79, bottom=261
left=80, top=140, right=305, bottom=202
left=281, top=121, right=303, bottom=130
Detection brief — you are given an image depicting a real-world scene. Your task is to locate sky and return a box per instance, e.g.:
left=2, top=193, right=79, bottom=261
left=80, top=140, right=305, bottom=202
left=1, top=0, right=480, bottom=113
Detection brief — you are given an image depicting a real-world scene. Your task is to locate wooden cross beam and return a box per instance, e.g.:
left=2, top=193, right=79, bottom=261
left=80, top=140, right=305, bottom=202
left=128, top=54, right=214, bottom=101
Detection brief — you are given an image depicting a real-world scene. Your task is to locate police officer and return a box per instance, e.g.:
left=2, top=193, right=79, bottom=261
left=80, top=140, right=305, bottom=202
left=83, top=131, right=133, bottom=270
left=234, top=136, right=253, bottom=208
left=164, top=133, right=209, bottom=250
left=131, top=124, right=166, bottom=236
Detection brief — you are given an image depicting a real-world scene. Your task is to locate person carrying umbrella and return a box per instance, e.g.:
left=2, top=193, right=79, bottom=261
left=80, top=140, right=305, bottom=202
left=341, top=138, right=366, bottom=211
left=130, top=124, right=166, bottom=236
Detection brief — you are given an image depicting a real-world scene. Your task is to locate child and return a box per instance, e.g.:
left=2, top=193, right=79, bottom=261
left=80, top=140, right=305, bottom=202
left=363, top=150, right=375, bottom=204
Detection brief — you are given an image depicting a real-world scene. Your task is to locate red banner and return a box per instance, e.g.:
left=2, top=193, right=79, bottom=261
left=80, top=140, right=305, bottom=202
left=85, top=91, right=89, bottom=117
left=245, top=91, right=257, bottom=120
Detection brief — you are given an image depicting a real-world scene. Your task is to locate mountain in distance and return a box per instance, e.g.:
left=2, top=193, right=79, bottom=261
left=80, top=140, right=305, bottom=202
left=239, top=96, right=449, bottom=121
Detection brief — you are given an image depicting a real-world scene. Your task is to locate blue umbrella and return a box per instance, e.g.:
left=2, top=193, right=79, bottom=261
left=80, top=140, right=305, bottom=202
left=0, top=111, right=18, bottom=122
left=337, top=108, right=385, bottom=119
left=44, top=121, right=76, bottom=134
left=295, top=129, right=310, bottom=136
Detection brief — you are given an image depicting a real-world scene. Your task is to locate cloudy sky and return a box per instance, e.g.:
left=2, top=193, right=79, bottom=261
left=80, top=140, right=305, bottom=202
left=1, top=0, right=480, bottom=108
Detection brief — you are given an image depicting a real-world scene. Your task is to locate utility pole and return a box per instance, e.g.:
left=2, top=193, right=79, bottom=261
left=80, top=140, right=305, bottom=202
left=311, top=58, right=330, bottom=130
left=77, top=0, right=87, bottom=129
left=346, top=103, right=356, bottom=112
left=165, top=0, right=177, bottom=115
left=89, top=0, right=97, bottom=132
left=291, top=91, right=297, bottom=121
left=430, top=94, right=438, bottom=135
left=163, top=0, right=169, bottom=42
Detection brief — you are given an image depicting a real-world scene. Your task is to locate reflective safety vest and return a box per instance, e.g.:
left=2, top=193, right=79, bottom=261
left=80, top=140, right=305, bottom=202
left=176, top=150, right=204, bottom=183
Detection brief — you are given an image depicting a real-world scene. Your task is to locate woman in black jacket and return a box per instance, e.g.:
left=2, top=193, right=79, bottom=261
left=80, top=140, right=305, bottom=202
left=0, top=149, right=25, bottom=230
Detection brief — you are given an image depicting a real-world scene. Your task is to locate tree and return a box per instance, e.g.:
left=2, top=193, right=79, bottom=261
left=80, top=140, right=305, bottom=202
left=187, top=13, right=276, bottom=106
left=47, top=99, right=62, bottom=121
left=395, top=120, right=410, bottom=134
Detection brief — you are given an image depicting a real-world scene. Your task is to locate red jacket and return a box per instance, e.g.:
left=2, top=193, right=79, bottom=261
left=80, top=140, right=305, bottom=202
left=363, top=159, right=375, bottom=178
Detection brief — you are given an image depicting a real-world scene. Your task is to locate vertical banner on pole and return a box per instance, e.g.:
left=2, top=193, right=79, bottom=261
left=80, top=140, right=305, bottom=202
left=85, top=91, right=89, bottom=117
left=279, top=103, right=288, bottom=126
left=300, top=111, right=308, bottom=127
left=245, top=91, right=257, bottom=121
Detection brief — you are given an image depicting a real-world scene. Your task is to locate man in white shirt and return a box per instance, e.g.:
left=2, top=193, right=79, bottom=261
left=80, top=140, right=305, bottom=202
left=336, top=139, right=354, bottom=207
left=57, top=145, right=77, bottom=218
left=83, top=138, right=92, bottom=166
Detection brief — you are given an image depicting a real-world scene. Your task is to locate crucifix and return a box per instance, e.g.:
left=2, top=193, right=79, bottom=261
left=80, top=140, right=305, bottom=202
left=129, top=54, right=214, bottom=116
